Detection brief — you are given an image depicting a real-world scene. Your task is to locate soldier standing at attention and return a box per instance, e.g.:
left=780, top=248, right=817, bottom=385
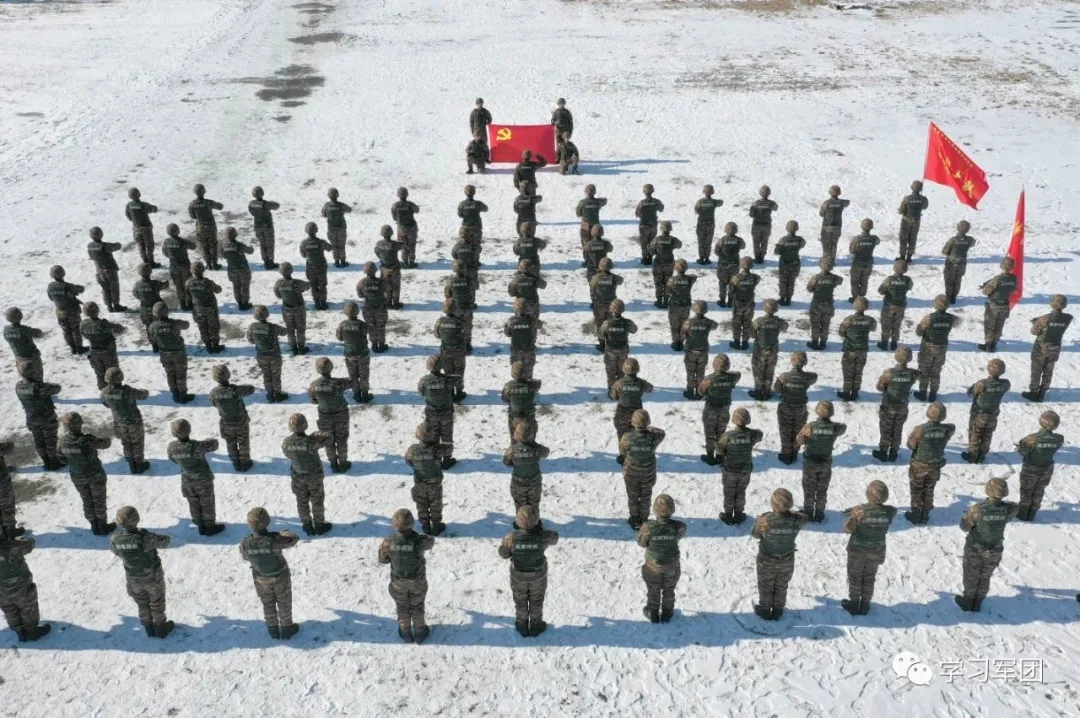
left=375, top=224, right=406, bottom=310
left=240, top=507, right=300, bottom=639
left=379, top=508, right=435, bottom=644
left=434, top=299, right=468, bottom=401
left=715, top=408, right=764, bottom=525
left=504, top=299, right=541, bottom=381
left=1025, top=294, right=1073, bottom=402
left=46, top=265, right=87, bottom=354
left=979, top=257, right=1018, bottom=352
left=357, top=263, right=389, bottom=353
left=748, top=185, right=778, bottom=264
left=806, top=259, right=843, bottom=350
left=0, top=444, right=21, bottom=537
left=86, top=227, right=126, bottom=313
left=551, top=97, right=573, bottom=137
left=109, top=506, right=173, bottom=638
left=598, top=300, right=638, bottom=390
left=282, top=414, right=333, bottom=536
left=666, top=260, right=696, bottom=350
left=774, top=352, right=817, bottom=465
left=773, top=221, right=806, bottom=306
left=751, top=488, right=807, bottom=621
left=406, top=423, right=451, bottom=536
left=513, top=224, right=547, bottom=271
left=837, top=296, right=877, bottom=401
left=161, top=224, right=195, bottom=311
left=125, top=187, right=160, bottom=267
left=274, top=262, right=310, bottom=356
left=648, top=222, right=681, bottom=307
left=637, top=494, right=685, bottom=624
left=247, top=305, right=290, bottom=403
left=299, top=222, right=332, bottom=311
left=209, top=364, right=255, bottom=472
left=795, top=401, right=847, bottom=522
left=513, top=150, right=548, bottom=192
left=248, top=186, right=280, bottom=270
left=148, top=302, right=194, bottom=403
left=336, top=301, right=372, bottom=403
left=100, top=368, right=150, bottom=474
left=58, top=412, right=114, bottom=535
left=749, top=299, right=787, bottom=400
left=818, top=185, right=850, bottom=264
left=444, top=261, right=476, bottom=353
left=504, top=361, right=541, bottom=442
left=500, top=504, right=559, bottom=637
left=905, top=402, right=956, bottom=525
left=681, top=300, right=718, bottom=400
left=635, top=184, right=665, bottom=265
left=1016, top=411, right=1064, bottom=521
left=912, top=295, right=956, bottom=402
left=418, top=356, right=457, bottom=469
left=391, top=187, right=421, bottom=268
left=610, top=358, right=653, bottom=449
left=956, top=478, right=1018, bottom=613
left=167, top=419, right=224, bottom=536
left=941, top=221, right=976, bottom=303
left=470, top=98, right=492, bottom=138
left=219, top=227, right=254, bottom=310
left=576, top=184, right=607, bottom=263
left=713, top=222, right=745, bottom=308
left=15, top=363, right=63, bottom=470
left=728, top=257, right=760, bottom=350
left=3, top=307, right=44, bottom=379
left=186, top=261, right=226, bottom=353
left=321, top=187, right=352, bottom=268
left=897, top=180, right=929, bottom=263
left=847, top=219, right=880, bottom=303
left=841, top=480, right=896, bottom=616
left=308, top=358, right=352, bottom=473
left=872, top=347, right=918, bottom=463
left=80, top=301, right=125, bottom=390
left=698, top=354, right=739, bottom=465
left=619, top=410, right=665, bottom=530
left=0, top=526, right=50, bottom=642
left=508, top=259, right=546, bottom=321
left=588, top=257, right=620, bottom=336
left=963, top=359, right=1010, bottom=465
left=877, top=260, right=913, bottom=350
left=503, top=423, right=550, bottom=516
left=457, top=185, right=489, bottom=251
left=694, top=185, right=722, bottom=265
left=188, top=184, right=224, bottom=270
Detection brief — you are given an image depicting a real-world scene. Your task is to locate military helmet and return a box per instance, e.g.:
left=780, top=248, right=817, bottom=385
left=584, top=184, right=596, bottom=195
left=933, top=294, right=950, bottom=311
left=397, top=187, right=409, bottom=199
left=475, top=97, right=484, bottom=105
left=763, top=298, right=779, bottom=315
left=171, top=419, right=191, bottom=439
left=450, top=260, right=464, bottom=275
left=739, top=256, right=753, bottom=270
left=116, top=506, right=140, bottom=529
left=893, top=259, right=908, bottom=274
left=815, top=400, right=834, bottom=419
left=279, top=261, right=293, bottom=277
left=659, top=221, right=672, bottom=232
left=557, top=97, right=566, bottom=106
left=860, top=218, right=874, bottom=231
left=986, top=478, right=1009, bottom=499
left=152, top=301, right=170, bottom=319
left=315, top=357, right=333, bottom=375
left=770, top=488, right=794, bottom=513
left=790, top=351, right=808, bottom=368
left=853, top=296, right=869, bottom=311
left=609, top=298, right=625, bottom=315
left=224, top=226, right=237, bottom=240
left=512, top=422, right=531, bottom=442
left=927, top=401, right=946, bottom=421
left=105, top=367, right=124, bottom=385
left=513, top=297, right=527, bottom=314
left=631, top=409, right=650, bottom=428
left=193, top=183, right=205, bottom=196
left=327, top=187, right=339, bottom=200
left=252, top=304, right=270, bottom=320
left=598, top=257, right=613, bottom=271
left=1000, top=257, right=1015, bottom=271
left=1039, top=410, right=1060, bottom=430
left=415, top=422, right=433, bottom=441
left=1051, top=294, right=1067, bottom=310
left=137, top=264, right=152, bottom=278
left=464, top=184, right=476, bottom=197
left=442, top=298, right=457, bottom=315
left=894, top=346, right=912, bottom=363
left=642, top=183, right=654, bottom=195
left=510, top=361, right=524, bottom=379
left=89, top=226, right=103, bottom=241
left=380, top=225, right=393, bottom=238
left=674, top=259, right=688, bottom=272
left=819, top=258, right=834, bottom=272
left=517, top=259, right=532, bottom=274
left=128, top=187, right=141, bottom=200
left=785, top=220, right=799, bottom=233
left=712, top=353, right=730, bottom=371
left=521, top=149, right=531, bottom=160
left=393, top=508, right=416, bottom=531
left=60, top=412, right=83, bottom=433
left=305, top=221, right=318, bottom=236
left=247, top=507, right=270, bottom=531
left=911, top=180, right=924, bottom=192
left=957, top=220, right=971, bottom=234
left=191, top=261, right=205, bottom=277
left=289, top=413, right=308, bottom=432
left=426, top=355, right=442, bottom=373
left=516, top=504, right=539, bottom=530
left=252, top=186, right=264, bottom=199
left=4, top=307, right=21, bottom=323
left=691, top=299, right=708, bottom=316
left=724, top=221, right=738, bottom=234
left=166, top=223, right=180, bottom=237
left=622, top=357, right=639, bottom=375
left=343, top=300, right=359, bottom=318
left=653, top=494, right=675, bottom=519
left=866, top=480, right=889, bottom=504
left=212, top=364, right=230, bottom=383
left=590, top=224, right=605, bottom=238
left=363, top=261, right=377, bottom=276
left=987, top=358, right=1006, bottom=378
left=829, top=185, right=841, bottom=197
left=703, top=184, right=714, bottom=196
left=84, top=301, right=100, bottom=318
left=732, top=407, right=751, bottom=427
left=50, top=265, right=65, bottom=280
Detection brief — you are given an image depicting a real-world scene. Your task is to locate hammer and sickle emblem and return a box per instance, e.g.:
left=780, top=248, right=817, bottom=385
left=496, top=127, right=513, bottom=142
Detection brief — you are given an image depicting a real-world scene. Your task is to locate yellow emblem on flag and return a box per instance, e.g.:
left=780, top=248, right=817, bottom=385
left=496, top=127, right=512, bottom=142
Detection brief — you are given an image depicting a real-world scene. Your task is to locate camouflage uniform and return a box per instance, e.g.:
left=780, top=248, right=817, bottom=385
left=774, top=367, right=817, bottom=462
left=512, top=156, right=547, bottom=191
left=15, top=376, right=62, bottom=468
left=716, top=425, right=764, bottom=522
left=619, top=427, right=666, bottom=526
left=958, top=492, right=1018, bottom=610
left=728, top=270, right=760, bottom=346
left=185, top=272, right=224, bottom=351
left=466, top=136, right=489, bottom=174
left=965, top=373, right=1010, bottom=461
left=125, top=196, right=159, bottom=266
left=247, top=317, right=289, bottom=398
left=874, top=363, right=918, bottom=459
left=504, top=440, right=550, bottom=513
left=391, top=197, right=421, bottom=267
left=751, top=508, right=807, bottom=618
left=1016, top=424, right=1064, bottom=521
left=110, top=526, right=171, bottom=632
left=576, top=193, right=607, bottom=255
left=905, top=416, right=956, bottom=523
left=374, top=233, right=405, bottom=308
left=470, top=104, right=492, bottom=138
left=248, top=195, right=281, bottom=268
left=336, top=314, right=371, bottom=400
left=897, top=190, right=929, bottom=261
left=589, top=269, right=622, bottom=334
left=666, top=271, right=696, bottom=347
left=322, top=197, right=353, bottom=266
left=418, top=370, right=455, bottom=458
left=282, top=429, right=333, bottom=531
left=132, top=274, right=169, bottom=349
left=508, top=268, right=546, bottom=322
left=87, top=237, right=124, bottom=311
left=750, top=313, right=788, bottom=398
left=499, top=513, right=560, bottom=635
left=513, top=231, right=547, bottom=272
left=698, top=368, right=740, bottom=459
left=274, top=276, right=310, bottom=353
left=457, top=195, right=489, bottom=247
left=681, top=313, right=718, bottom=395
left=309, top=373, right=352, bottom=468
left=379, top=526, right=435, bottom=640
left=557, top=138, right=579, bottom=175
left=188, top=193, right=223, bottom=268
left=58, top=429, right=112, bottom=529
left=357, top=275, right=389, bottom=350
left=220, top=234, right=254, bottom=307
left=748, top=196, right=778, bottom=262
left=0, top=443, right=17, bottom=534
left=503, top=311, right=540, bottom=381
left=914, top=305, right=956, bottom=399
left=648, top=230, right=681, bottom=304
left=598, top=315, right=638, bottom=389
left=0, top=535, right=45, bottom=640
left=46, top=277, right=86, bottom=353
left=980, top=269, right=1018, bottom=350
left=240, top=528, right=299, bottom=634
left=694, top=192, right=722, bottom=263
left=878, top=272, right=913, bottom=348
left=406, top=440, right=450, bottom=532
left=3, top=317, right=44, bottom=379
left=609, top=375, right=654, bottom=446
left=300, top=232, right=333, bottom=309
left=583, top=234, right=613, bottom=292
left=452, top=237, right=481, bottom=292
left=503, top=376, right=541, bottom=442
left=637, top=512, right=687, bottom=621
left=80, top=313, right=124, bottom=389
left=552, top=102, right=574, bottom=136
left=806, top=269, right=843, bottom=348
left=513, top=191, right=542, bottom=239
left=713, top=231, right=745, bottom=307
left=818, top=195, right=850, bottom=263
left=209, top=382, right=255, bottom=469
left=941, top=231, right=976, bottom=303
left=1028, top=307, right=1073, bottom=399
left=148, top=314, right=191, bottom=399
left=842, top=496, right=897, bottom=614
left=443, top=273, right=475, bottom=351
left=773, top=230, right=806, bottom=305
left=847, top=230, right=879, bottom=301
left=167, top=436, right=221, bottom=530
left=635, top=193, right=665, bottom=264
left=100, top=380, right=150, bottom=469
left=162, top=231, right=196, bottom=310
left=838, top=311, right=877, bottom=398
left=435, top=310, right=469, bottom=395
left=795, top=415, right=847, bottom=520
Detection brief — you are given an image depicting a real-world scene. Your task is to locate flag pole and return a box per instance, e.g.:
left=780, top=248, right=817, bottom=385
left=922, top=122, right=933, bottom=180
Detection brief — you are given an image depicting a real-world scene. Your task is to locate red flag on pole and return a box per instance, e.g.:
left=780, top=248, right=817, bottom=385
left=487, top=124, right=556, bottom=164
left=1007, top=190, right=1025, bottom=309
left=923, top=122, right=990, bottom=209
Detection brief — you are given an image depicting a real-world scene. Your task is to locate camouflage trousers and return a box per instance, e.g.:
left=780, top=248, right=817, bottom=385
left=317, top=410, right=350, bottom=463
left=510, top=478, right=543, bottom=513
left=88, top=349, right=119, bottom=390
left=880, top=305, right=905, bottom=345
left=696, top=223, right=715, bottom=260
left=579, top=221, right=596, bottom=248
left=877, top=405, right=908, bottom=453
left=962, top=547, right=1003, bottom=602
left=1018, top=463, right=1054, bottom=517
left=1030, top=343, right=1061, bottom=392
left=441, top=350, right=467, bottom=393
left=170, top=267, right=192, bottom=309
left=846, top=544, right=886, bottom=603
left=652, top=263, right=673, bottom=301
left=638, top=223, right=657, bottom=262
left=721, top=465, right=752, bottom=515
left=133, top=225, right=155, bottom=266
left=96, top=268, right=121, bottom=308
left=195, top=224, right=218, bottom=267
left=71, top=472, right=108, bottom=523
left=715, top=265, right=736, bottom=305
left=841, top=349, right=868, bottom=393
left=801, top=457, right=833, bottom=513
left=254, top=571, right=293, bottom=627
left=411, top=481, right=443, bottom=524
left=967, top=410, right=998, bottom=456
left=622, top=464, right=656, bottom=522
left=138, top=308, right=157, bottom=350
left=424, top=408, right=454, bottom=453
left=642, top=560, right=680, bottom=612
left=0, top=581, right=40, bottom=633
left=345, top=354, right=371, bottom=394
left=228, top=271, right=251, bottom=306
left=777, top=267, right=800, bottom=302
left=702, top=403, right=731, bottom=455
left=180, top=480, right=216, bottom=525
left=756, top=551, right=795, bottom=612
left=114, top=419, right=146, bottom=462
left=777, top=404, right=808, bottom=458
left=460, top=309, right=475, bottom=347
left=363, top=307, right=387, bottom=348
left=0, top=482, right=15, bottom=531
left=751, top=225, right=771, bottom=260
left=292, top=475, right=326, bottom=524
left=219, top=418, right=250, bottom=464
left=908, top=460, right=942, bottom=513
left=126, top=570, right=167, bottom=625
left=14, top=356, right=43, bottom=381
left=684, top=350, right=708, bottom=392
left=381, top=267, right=401, bottom=307
left=983, top=303, right=1010, bottom=345
left=158, top=350, right=189, bottom=394
left=509, top=350, right=536, bottom=381
left=613, top=405, right=635, bottom=443
left=255, top=227, right=275, bottom=267
left=668, top=304, right=690, bottom=343
left=510, top=567, right=548, bottom=624
left=388, top=578, right=428, bottom=630
left=592, top=304, right=612, bottom=337
left=820, top=226, right=841, bottom=263
left=898, top=218, right=920, bottom=259
left=306, top=270, right=328, bottom=306
left=943, top=261, right=966, bottom=299
left=55, top=309, right=82, bottom=351
left=328, top=227, right=347, bottom=264
left=397, top=225, right=418, bottom=266
left=917, top=344, right=947, bottom=393
left=732, top=303, right=754, bottom=344
left=27, top=418, right=59, bottom=465
left=809, top=304, right=834, bottom=344
left=603, top=349, right=628, bottom=390
left=192, top=303, right=220, bottom=346
left=462, top=225, right=482, bottom=245
left=282, top=306, right=307, bottom=350
left=508, top=410, right=537, bottom=442
left=850, top=263, right=873, bottom=299
left=256, top=355, right=283, bottom=393
left=752, top=346, right=778, bottom=394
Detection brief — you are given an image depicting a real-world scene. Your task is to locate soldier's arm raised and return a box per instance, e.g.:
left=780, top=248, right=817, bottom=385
left=1030, top=315, right=1047, bottom=337
left=133, top=387, right=151, bottom=401
left=277, top=531, right=300, bottom=550
left=498, top=533, right=514, bottom=559
left=643, top=380, right=655, bottom=394
left=842, top=506, right=862, bottom=534
left=636, top=522, right=651, bottom=548
left=750, top=515, right=767, bottom=539
left=184, top=238, right=198, bottom=250
left=92, top=435, right=112, bottom=450
left=835, top=422, right=848, bottom=437
left=795, top=424, right=811, bottom=448
left=876, top=368, right=891, bottom=393
left=45, top=382, right=63, bottom=396
left=906, top=425, right=922, bottom=451
left=377, top=537, right=391, bottom=564
left=1016, top=434, right=1034, bottom=457
left=536, top=276, right=548, bottom=289
left=238, top=385, right=256, bottom=397
left=959, top=505, right=977, bottom=532
left=650, top=428, right=666, bottom=446
left=201, top=438, right=220, bottom=454
left=150, top=532, right=172, bottom=549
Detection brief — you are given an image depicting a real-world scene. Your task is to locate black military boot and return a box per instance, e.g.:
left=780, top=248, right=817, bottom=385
left=877, top=341, right=888, bottom=350
left=841, top=599, right=859, bottom=616
left=302, top=522, right=315, bottom=536
left=171, top=390, right=181, bottom=403
left=142, top=621, right=155, bottom=637
left=871, top=449, right=889, bottom=462
left=203, top=523, right=225, bottom=536
left=412, top=625, right=430, bottom=644
left=960, top=451, right=977, bottom=464
left=529, top=620, right=547, bottom=637
left=954, top=595, right=975, bottom=612
left=904, top=510, right=919, bottom=524
left=155, top=620, right=175, bottom=638
left=670, top=340, right=682, bottom=351
left=836, top=389, right=849, bottom=401
left=280, top=624, right=299, bottom=639
left=515, top=621, right=530, bottom=637
left=733, top=512, right=747, bottom=525
left=659, top=608, right=673, bottom=623
left=101, top=521, right=116, bottom=535
left=888, top=449, right=898, bottom=462
left=26, top=623, right=51, bottom=641
left=806, top=340, right=817, bottom=350
left=700, top=451, right=716, bottom=465
left=314, top=522, right=333, bottom=535
left=128, top=459, right=151, bottom=474
left=977, top=343, right=991, bottom=352
left=268, top=625, right=281, bottom=639
left=360, top=391, right=374, bottom=403
left=9, top=527, right=25, bottom=537
left=177, top=393, right=195, bottom=404
left=682, top=389, right=695, bottom=400
left=441, top=456, right=457, bottom=470
left=453, top=390, right=467, bottom=403
left=719, top=511, right=734, bottom=525
left=238, top=459, right=253, bottom=472
left=421, top=520, right=433, bottom=535
left=643, top=606, right=660, bottom=623
left=815, top=509, right=826, bottom=523
left=752, top=604, right=770, bottom=620
left=889, top=341, right=897, bottom=350
left=1021, top=390, right=1040, bottom=402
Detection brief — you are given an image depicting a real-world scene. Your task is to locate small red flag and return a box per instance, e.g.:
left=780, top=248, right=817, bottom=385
left=1007, top=190, right=1025, bottom=309
left=487, top=124, right=556, bottom=164
left=923, top=122, right=990, bottom=209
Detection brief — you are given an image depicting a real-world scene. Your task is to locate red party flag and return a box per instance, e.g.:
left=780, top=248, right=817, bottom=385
left=923, top=122, right=989, bottom=209
left=487, top=124, right=556, bottom=164
left=1007, top=190, right=1025, bottom=309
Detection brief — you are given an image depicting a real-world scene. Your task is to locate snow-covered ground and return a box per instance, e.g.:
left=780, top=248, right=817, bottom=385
left=1, top=0, right=1079, bottom=714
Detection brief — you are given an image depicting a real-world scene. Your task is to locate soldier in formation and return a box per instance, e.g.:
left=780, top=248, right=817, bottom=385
left=751, top=488, right=807, bottom=620
left=774, top=220, right=806, bottom=305
left=818, top=185, right=849, bottom=263
left=847, top=219, right=879, bottom=303
left=897, top=180, right=929, bottom=262
left=240, top=507, right=300, bottom=639
left=282, top=414, right=333, bottom=536
left=837, top=296, right=876, bottom=401
left=504, top=298, right=540, bottom=381
left=648, top=221, right=680, bottom=307
left=1025, top=294, right=1072, bottom=402
left=504, top=423, right=550, bottom=515
left=46, top=265, right=87, bottom=354
left=125, top=187, right=160, bottom=267
left=451, top=227, right=481, bottom=292
left=598, top=299, right=637, bottom=390
left=15, top=363, right=63, bottom=470
left=100, top=368, right=150, bottom=474
left=508, top=259, right=545, bottom=322
left=499, top=504, right=559, bottom=636
left=513, top=150, right=547, bottom=193
left=963, top=358, right=1010, bottom=465
left=979, top=257, right=1018, bottom=352
left=913, top=295, right=956, bottom=402
left=698, top=354, right=739, bottom=465
left=729, top=256, right=759, bottom=349
left=635, top=184, right=664, bottom=265
left=435, top=299, right=469, bottom=400
left=457, top=185, right=488, bottom=252
left=576, top=184, right=606, bottom=264
left=186, top=262, right=226, bottom=353
left=956, top=478, right=1017, bottom=613
left=0, top=526, right=49, bottom=642
left=309, top=358, right=352, bottom=473
left=749, top=299, right=787, bottom=400
left=247, top=305, right=290, bottom=402
left=748, top=185, right=777, bottom=264
left=513, top=221, right=547, bottom=271
left=274, top=262, right=310, bottom=356
left=806, top=259, right=842, bottom=350
left=4, top=307, right=44, bottom=378
left=322, top=187, right=352, bottom=268
left=357, top=263, right=389, bottom=354
left=248, top=186, right=280, bottom=269
left=503, top=361, right=541, bottom=442
left=86, top=227, right=126, bottom=312
left=406, top=423, right=450, bottom=536
left=1016, top=411, right=1063, bottom=521
left=637, top=494, right=685, bottom=623
left=110, top=506, right=173, bottom=638
left=418, top=356, right=457, bottom=469
left=666, top=259, right=696, bottom=349
left=877, top=260, right=912, bottom=350
left=941, top=221, right=976, bottom=303
left=610, top=358, right=653, bottom=448
left=58, top=412, right=114, bottom=535
left=162, top=223, right=195, bottom=311
left=148, top=302, right=193, bottom=404
left=167, top=419, right=224, bottom=536
left=209, top=364, right=255, bottom=472
left=872, top=347, right=918, bottom=463
left=775, top=352, right=817, bottom=464
left=220, top=227, right=254, bottom=310
left=336, top=301, right=372, bottom=403
left=905, top=402, right=955, bottom=525
left=713, top=222, right=744, bottom=308
left=374, top=225, right=404, bottom=310
left=80, top=301, right=124, bottom=389
left=589, top=257, right=620, bottom=336
left=694, top=185, right=721, bottom=265
left=391, top=187, right=420, bottom=268
left=681, top=300, right=717, bottom=400
left=132, top=264, right=169, bottom=350
left=188, top=184, right=223, bottom=269
left=0, top=443, right=20, bottom=536
left=841, top=480, right=896, bottom=616
left=715, top=408, right=763, bottom=525
left=619, top=410, right=665, bottom=530
left=795, top=401, right=847, bottom=522
left=378, top=508, right=434, bottom=644
left=300, top=222, right=332, bottom=311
